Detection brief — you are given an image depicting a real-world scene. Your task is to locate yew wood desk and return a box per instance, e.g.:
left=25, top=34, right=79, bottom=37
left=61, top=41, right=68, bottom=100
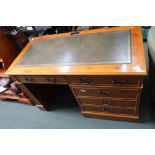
left=6, top=26, right=147, bottom=122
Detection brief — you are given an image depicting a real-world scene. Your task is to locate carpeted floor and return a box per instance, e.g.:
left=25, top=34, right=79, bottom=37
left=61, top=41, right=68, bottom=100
left=0, top=42, right=154, bottom=129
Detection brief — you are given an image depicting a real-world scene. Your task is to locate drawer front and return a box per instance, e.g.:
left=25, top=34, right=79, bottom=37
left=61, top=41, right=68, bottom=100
left=72, top=87, right=139, bottom=98
left=81, top=105, right=136, bottom=115
left=68, top=76, right=141, bottom=86
left=16, top=75, right=67, bottom=84
left=78, top=98, right=137, bottom=107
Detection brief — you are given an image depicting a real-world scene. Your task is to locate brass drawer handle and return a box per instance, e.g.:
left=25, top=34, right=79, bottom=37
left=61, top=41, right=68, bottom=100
left=102, top=100, right=111, bottom=105
left=79, top=78, right=92, bottom=84
left=112, top=79, right=127, bottom=84
left=102, top=107, right=112, bottom=112
left=99, top=90, right=110, bottom=96
left=46, top=78, right=57, bottom=83
left=25, top=77, right=33, bottom=82
left=80, top=89, right=87, bottom=93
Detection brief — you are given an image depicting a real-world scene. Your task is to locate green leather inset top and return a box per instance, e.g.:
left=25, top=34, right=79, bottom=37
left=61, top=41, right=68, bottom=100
left=17, top=30, right=131, bottom=67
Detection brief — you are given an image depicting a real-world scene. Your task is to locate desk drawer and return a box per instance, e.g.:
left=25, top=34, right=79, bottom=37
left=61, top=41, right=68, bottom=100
left=72, top=87, right=139, bottom=99
left=78, top=98, right=137, bottom=107
left=81, top=105, right=136, bottom=115
left=16, top=75, right=67, bottom=84
left=68, top=76, right=141, bottom=86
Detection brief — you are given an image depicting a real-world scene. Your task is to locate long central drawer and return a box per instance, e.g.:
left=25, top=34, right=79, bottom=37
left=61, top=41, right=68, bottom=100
left=72, top=87, right=140, bottom=99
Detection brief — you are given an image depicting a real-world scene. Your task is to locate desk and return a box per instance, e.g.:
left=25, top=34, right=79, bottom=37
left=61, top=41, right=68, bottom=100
left=6, top=26, right=147, bottom=122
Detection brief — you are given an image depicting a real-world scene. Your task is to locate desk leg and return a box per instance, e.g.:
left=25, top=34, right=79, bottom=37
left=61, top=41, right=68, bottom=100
left=19, top=83, right=47, bottom=111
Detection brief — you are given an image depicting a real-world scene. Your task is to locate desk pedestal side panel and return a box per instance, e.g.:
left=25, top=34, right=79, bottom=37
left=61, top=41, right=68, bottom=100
left=13, top=75, right=143, bottom=122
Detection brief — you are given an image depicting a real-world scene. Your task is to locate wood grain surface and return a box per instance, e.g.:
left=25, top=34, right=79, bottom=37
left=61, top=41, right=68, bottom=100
left=6, top=26, right=147, bottom=76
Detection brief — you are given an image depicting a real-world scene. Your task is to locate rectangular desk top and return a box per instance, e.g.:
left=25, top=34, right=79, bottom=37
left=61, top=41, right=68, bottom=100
left=6, top=26, right=147, bottom=76
left=16, top=30, right=131, bottom=66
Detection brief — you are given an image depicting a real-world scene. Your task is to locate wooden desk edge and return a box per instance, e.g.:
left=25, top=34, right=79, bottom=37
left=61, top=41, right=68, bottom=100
left=6, top=26, right=147, bottom=76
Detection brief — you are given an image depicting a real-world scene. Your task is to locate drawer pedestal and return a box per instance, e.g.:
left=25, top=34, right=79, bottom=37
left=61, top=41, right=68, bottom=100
left=69, top=75, right=143, bottom=122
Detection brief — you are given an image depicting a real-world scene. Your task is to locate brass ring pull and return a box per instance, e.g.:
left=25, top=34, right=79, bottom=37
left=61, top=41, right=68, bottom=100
left=99, top=90, right=110, bottom=96
left=80, top=78, right=92, bottom=84
left=112, top=79, right=127, bottom=84
left=102, top=107, right=112, bottom=112
left=25, top=77, right=33, bottom=82
left=46, top=78, right=57, bottom=83
left=80, top=89, right=87, bottom=93
left=102, top=100, right=111, bottom=105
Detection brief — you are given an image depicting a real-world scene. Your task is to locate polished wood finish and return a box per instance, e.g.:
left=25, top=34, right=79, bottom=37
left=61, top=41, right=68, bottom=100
left=0, top=69, right=32, bottom=104
left=6, top=26, right=146, bottom=122
left=16, top=75, right=67, bottom=84
left=82, top=111, right=139, bottom=122
left=72, top=86, right=140, bottom=99
left=78, top=98, right=137, bottom=107
left=81, top=104, right=136, bottom=115
left=68, top=76, right=142, bottom=87
left=0, top=29, right=20, bottom=69
left=6, top=26, right=146, bottom=76
left=0, top=89, right=31, bottom=104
